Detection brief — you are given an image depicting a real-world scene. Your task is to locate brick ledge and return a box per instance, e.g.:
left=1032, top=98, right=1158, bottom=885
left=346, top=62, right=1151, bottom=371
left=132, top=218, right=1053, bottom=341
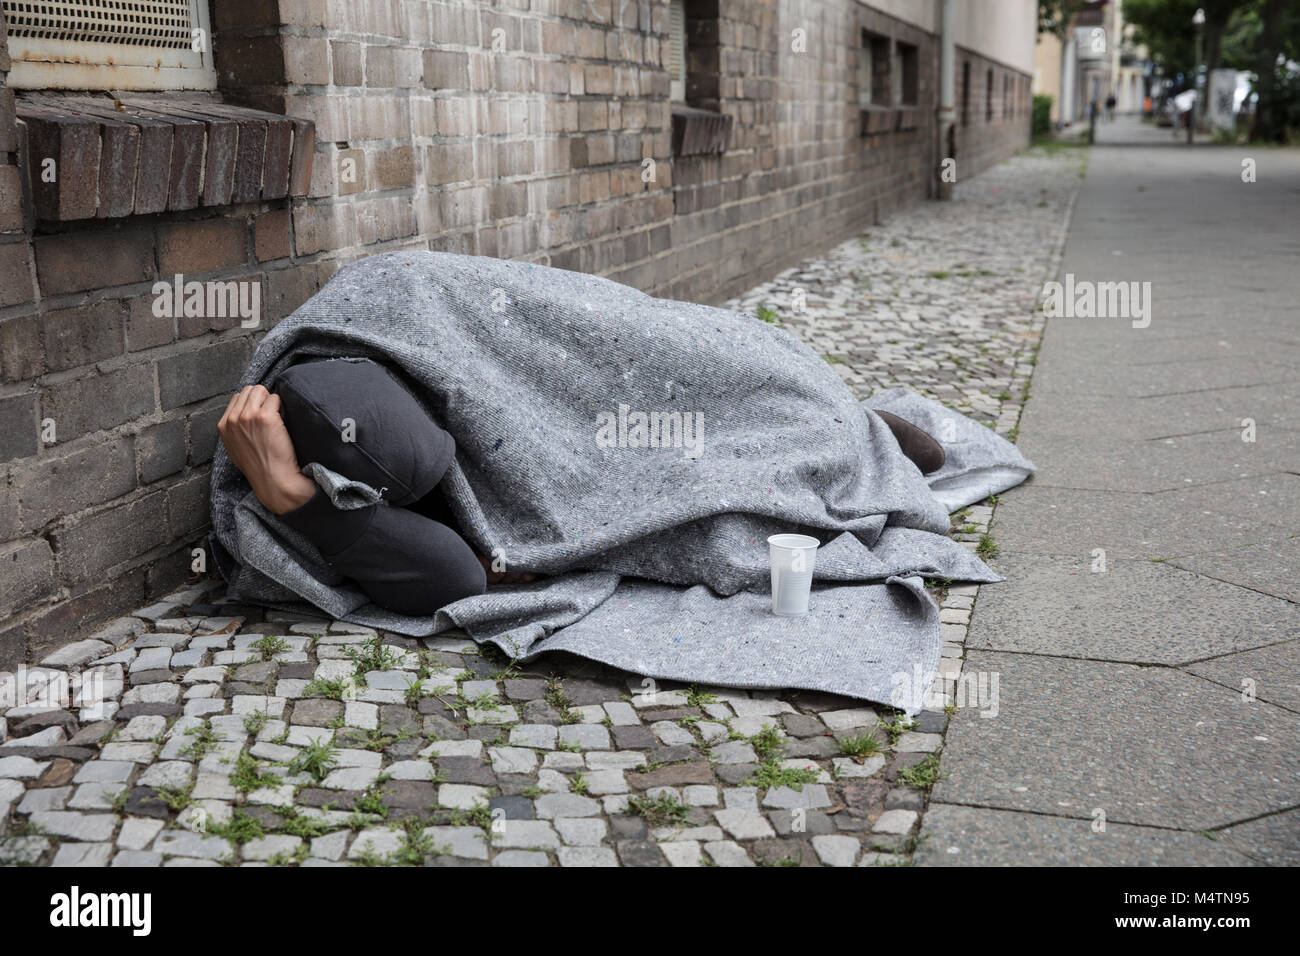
left=14, top=93, right=314, bottom=222
left=671, top=105, right=732, bottom=158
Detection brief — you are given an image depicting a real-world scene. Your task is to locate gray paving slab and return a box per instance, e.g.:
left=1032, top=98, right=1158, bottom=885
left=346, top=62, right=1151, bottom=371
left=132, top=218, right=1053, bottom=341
left=1183, top=640, right=1300, bottom=713
left=1038, top=309, right=1298, bottom=347
left=915, top=803, right=1254, bottom=866
left=1018, top=377, right=1300, bottom=441
left=1216, top=809, right=1300, bottom=866
left=1128, top=336, right=1300, bottom=366
left=967, top=554, right=1299, bottom=663
left=989, top=484, right=1274, bottom=559
left=1027, top=352, right=1300, bottom=403
left=931, top=650, right=1300, bottom=831
left=1015, top=428, right=1295, bottom=493
left=1136, top=379, right=1300, bottom=439
left=1170, top=533, right=1300, bottom=604
left=1164, top=472, right=1300, bottom=532
left=1014, top=388, right=1151, bottom=440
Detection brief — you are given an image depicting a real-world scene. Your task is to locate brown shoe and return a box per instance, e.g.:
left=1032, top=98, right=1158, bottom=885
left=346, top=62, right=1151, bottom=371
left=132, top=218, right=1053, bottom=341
left=875, top=410, right=947, bottom=475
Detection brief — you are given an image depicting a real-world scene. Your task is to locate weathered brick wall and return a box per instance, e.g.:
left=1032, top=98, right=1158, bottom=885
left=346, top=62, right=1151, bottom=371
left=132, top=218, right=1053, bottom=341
left=0, top=5, right=333, bottom=669
left=0, top=0, right=1031, bottom=666
left=953, top=46, right=1033, bottom=176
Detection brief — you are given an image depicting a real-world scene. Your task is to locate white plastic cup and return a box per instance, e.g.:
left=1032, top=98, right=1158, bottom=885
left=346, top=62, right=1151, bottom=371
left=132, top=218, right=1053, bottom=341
left=767, top=533, right=820, bottom=616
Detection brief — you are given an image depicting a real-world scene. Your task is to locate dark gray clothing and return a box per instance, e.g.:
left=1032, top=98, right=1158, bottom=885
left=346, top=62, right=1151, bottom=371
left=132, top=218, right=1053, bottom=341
left=272, top=356, right=485, bottom=615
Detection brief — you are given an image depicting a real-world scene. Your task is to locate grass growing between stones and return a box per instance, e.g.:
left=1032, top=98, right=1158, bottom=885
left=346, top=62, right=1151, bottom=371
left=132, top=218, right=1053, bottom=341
left=345, top=638, right=405, bottom=677
left=545, top=677, right=580, bottom=724
left=302, top=677, right=353, bottom=700
left=455, top=689, right=501, bottom=712
left=349, top=726, right=417, bottom=752
left=836, top=731, right=884, bottom=758
left=685, top=685, right=718, bottom=708
left=896, top=753, right=945, bottom=791
left=243, top=710, right=269, bottom=736
left=478, top=642, right=525, bottom=682
left=746, top=723, right=819, bottom=791
left=205, top=809, right=265, bottom=845
left=109, top=789, right=130, bottom=815
left=152, top=783, right=194, bottom=813
left=976, top=534, right=999, bottom=559
left=880, top=715, right=915, bottom=745
left=350, top=778, right=393, bottom=821
left=266, top=844, right=311, bottom=867
left=250, top=635, right=290, bottom=661
left=287, top=737, right=339, bottom=782
left=179, top=723, right=218, bottom=760
left=230, top=751, right=282, bottom=795
left=443, top=802, right=494, bottom=832
left=349, top=820, right=449, bottom=868
left=391, top=819, right=449, bottom=866
left=627, top=792, right=691, bottom=827
left=276, top=807, right=332, bottom=839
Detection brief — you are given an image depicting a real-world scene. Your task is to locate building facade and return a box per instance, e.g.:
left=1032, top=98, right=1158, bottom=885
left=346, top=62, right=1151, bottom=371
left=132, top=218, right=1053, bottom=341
left=0, top=0, right=1034, bottom=665
left=1034, top=0, right=1151, bottom=126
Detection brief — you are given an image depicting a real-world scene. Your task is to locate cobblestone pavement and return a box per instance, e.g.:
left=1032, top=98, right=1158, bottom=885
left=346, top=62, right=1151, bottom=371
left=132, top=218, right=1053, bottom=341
left=0, top=147, right=1086, bottom=868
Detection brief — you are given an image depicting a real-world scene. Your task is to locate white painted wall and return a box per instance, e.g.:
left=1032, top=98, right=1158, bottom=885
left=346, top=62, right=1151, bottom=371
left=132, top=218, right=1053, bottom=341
left=951, top=0, right=1038, bottom=73
left=866, top=0, right=939, bottom=33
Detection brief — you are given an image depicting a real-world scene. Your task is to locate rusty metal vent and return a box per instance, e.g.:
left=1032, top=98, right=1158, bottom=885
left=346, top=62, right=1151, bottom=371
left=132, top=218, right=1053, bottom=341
left=2, top=0, right=216, bottom=90
left=668, top=0, right=685, bottom=102
left=3, top=0, right=193, bottom=46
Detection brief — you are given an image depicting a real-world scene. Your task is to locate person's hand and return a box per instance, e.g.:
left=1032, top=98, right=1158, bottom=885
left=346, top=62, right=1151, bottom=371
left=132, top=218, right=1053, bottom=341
left=217, top=385, right=317, bottom=515
left=475, top=552, right=536, bottom=585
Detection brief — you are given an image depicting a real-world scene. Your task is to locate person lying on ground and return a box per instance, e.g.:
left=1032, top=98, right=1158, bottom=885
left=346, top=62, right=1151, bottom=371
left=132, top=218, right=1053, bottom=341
left=217, top=356, right=942, bottom=618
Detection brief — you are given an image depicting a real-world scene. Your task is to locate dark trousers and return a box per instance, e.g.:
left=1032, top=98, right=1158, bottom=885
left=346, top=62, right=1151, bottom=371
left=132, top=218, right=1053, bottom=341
left=272, top=357, right=486, bottom=615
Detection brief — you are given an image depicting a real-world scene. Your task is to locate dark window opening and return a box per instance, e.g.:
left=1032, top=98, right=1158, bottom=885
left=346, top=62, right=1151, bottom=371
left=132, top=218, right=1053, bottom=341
left=895, top=41, right=918, bottom=106
left=860, top=30, right=891, bottom=107
left=671, top=0, right=731, bottom=156
left=961, top=61, right=970, bottom=126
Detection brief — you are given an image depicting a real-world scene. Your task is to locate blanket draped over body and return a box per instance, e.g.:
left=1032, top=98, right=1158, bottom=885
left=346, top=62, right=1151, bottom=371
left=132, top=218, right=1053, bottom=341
left=208, top=251, right=1034, bottom=711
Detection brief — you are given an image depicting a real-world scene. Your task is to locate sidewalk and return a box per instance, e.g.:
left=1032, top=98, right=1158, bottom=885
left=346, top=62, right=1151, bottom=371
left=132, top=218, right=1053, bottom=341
left=916, top=115, right=1300, bottom=865
left=0, top=145, right=1093, bottom=868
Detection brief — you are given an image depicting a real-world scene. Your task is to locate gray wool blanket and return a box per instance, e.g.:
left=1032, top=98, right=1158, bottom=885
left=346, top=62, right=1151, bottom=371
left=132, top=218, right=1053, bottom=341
left=208, top=251, right=1034, bottom=711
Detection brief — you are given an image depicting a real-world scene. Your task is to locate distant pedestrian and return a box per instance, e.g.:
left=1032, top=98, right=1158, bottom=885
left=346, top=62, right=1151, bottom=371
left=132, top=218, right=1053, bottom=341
left=1105, top=92, right=1117, bottom=121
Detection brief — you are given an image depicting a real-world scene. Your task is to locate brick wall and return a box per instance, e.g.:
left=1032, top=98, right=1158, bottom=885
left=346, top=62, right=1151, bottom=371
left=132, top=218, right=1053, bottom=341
left=0, top=1, right=1031, bottom=666
left=954, top=46, right=1034, bottom=175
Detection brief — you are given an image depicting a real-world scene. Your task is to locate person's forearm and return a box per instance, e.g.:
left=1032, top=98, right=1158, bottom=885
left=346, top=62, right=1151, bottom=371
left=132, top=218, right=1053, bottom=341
left=253, top=468, right=318, bottom=516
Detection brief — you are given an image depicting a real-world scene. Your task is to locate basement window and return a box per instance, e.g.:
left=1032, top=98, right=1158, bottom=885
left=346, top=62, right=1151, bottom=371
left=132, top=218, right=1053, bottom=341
left=1, top=0, right=217, bottom=91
